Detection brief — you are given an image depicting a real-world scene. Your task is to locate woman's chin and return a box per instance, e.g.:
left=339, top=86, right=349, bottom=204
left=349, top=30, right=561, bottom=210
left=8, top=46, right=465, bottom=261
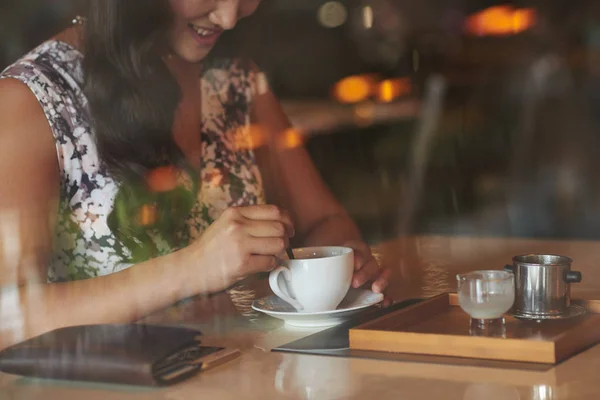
left=189, top=53, right=211, bottom=64
left=172, top=45, right=213, bottom=65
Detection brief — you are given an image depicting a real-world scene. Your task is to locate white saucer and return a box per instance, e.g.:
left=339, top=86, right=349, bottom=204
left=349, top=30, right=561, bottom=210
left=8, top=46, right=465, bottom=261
left=251, top=289, right=384, bottom=328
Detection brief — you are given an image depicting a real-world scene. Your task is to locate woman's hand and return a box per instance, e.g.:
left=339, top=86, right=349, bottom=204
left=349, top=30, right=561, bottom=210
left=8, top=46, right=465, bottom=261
left=183, top=204, right=294, bottom=294
left=344, top=240, right=392, bottom=297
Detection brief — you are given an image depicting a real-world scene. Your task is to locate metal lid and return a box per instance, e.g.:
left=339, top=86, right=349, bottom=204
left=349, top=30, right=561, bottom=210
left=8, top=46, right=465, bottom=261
left=512, top=254, right=572, bottom=266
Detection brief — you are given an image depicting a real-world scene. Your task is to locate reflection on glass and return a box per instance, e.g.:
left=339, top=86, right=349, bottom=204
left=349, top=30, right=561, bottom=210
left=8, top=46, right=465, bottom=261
left=463, top=383, right=520, bottom=400
left=362, top=6, right=374, bottom=29
left=532, top=385, right=555, bottom=400
left=464, top=6, right=536, bottom=37
left=468, top=319, right=507, bottom=338
left=228, top=284, right=258, bottom=320
left=333, top=75, right=376, bottom=104
left=275, top=355, right=353, bottom=400
left=317, top=1, right=348, bottom=29
left=417, top=239, right=453, bottom=298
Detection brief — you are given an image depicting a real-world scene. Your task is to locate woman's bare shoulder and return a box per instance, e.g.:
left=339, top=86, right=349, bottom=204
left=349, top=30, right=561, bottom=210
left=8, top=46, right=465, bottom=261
left=0, top=78, right=50, bottom=135
left=0, top=77, right=38, bottom=98
left=0, top=78, right=57, bottom=172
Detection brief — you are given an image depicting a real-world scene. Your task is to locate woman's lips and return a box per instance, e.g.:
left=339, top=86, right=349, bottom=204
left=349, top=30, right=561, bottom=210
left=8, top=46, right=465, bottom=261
left=188, top=25, right=223, bottom=47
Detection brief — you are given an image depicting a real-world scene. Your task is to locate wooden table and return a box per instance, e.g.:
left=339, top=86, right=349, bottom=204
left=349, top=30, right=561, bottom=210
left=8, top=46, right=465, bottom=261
left=2, top=235, right=600, bottom=399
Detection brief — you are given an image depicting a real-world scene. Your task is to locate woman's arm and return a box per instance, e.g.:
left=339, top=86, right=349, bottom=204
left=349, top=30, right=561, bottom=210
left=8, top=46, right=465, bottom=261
left=252, top=82, right=391, bottom=293
left=0, top=80, right=198, bottom=345
left=0, top=79, right=291, bottom=347
left=252, top=91, right=361, bottom=245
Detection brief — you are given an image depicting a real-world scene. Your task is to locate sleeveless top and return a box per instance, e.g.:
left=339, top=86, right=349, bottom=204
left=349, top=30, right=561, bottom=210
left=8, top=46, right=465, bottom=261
left=0, top=40, right=266, bottom=282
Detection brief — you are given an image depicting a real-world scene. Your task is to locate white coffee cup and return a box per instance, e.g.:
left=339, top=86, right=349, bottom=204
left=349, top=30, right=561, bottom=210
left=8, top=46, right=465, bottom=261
left=268, top=246, right=354, bottom=313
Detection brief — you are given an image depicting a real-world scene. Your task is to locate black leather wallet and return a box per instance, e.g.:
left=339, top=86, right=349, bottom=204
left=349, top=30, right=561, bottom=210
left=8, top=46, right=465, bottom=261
left=0, top=324, right=217, bottom=386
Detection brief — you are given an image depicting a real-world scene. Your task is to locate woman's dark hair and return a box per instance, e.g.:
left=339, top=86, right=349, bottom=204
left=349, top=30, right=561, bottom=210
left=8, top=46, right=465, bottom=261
left=83, top=0, right=182, bottom=182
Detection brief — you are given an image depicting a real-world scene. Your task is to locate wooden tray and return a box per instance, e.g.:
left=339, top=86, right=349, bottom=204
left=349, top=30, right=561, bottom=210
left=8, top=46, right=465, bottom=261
left=349, top=293, right=600, bottom=364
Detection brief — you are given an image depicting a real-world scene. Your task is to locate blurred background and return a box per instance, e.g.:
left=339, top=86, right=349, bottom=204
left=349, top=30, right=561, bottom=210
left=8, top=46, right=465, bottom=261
left=3, top=0, right=600, bottom=244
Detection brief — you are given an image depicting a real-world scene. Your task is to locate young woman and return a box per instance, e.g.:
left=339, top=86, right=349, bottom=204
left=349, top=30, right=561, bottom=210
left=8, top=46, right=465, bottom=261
left=0, top=0, right=390, bottom=340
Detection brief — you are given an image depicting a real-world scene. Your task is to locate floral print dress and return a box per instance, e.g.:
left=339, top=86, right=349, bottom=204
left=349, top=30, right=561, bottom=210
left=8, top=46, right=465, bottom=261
left=0, top=40, right=266, bottom=282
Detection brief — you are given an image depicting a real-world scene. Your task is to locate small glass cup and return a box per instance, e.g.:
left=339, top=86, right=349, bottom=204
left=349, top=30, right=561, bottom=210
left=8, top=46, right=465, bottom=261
left=457, top=270, right=515, bottom=328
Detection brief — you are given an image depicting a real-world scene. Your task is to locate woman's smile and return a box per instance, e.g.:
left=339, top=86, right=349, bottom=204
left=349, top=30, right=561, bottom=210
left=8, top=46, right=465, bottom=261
left=187, top=22, right=223, bottom=47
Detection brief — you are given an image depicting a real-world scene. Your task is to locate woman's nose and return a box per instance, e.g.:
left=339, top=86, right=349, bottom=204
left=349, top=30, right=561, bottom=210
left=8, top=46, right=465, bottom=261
left=209, top=0, right=240, bottom=30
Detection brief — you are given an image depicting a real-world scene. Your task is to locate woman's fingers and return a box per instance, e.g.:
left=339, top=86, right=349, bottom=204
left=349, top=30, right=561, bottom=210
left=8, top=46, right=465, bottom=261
left=352, top=257, right=380, bottom=288
left=246, top=255, right=277, bottom=274
left=352, top=246, right=370, bottom=272
left=235, top=205, right=295, bottom=237
left=243, top=219, right=292, bottom=239
left=382, top=294, right=393, bottom=307
left=246, top=236, right=288, bottom=256
left=371, top=267, right=392, bottom=294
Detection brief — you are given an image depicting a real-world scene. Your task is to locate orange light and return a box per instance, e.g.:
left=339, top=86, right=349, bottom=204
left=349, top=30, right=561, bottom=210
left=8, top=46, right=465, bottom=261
left=138, top=204, right=158, bottom=226
left=234, top=124, right=267, bottom=150
left=206, top=170, right=224, bottom=186
left=376, top=78, right=412, bottom=103
left=512, top=8, right=536, bottom=34
left=147, top=166, right=178, bottom=193
left=333, top=75, right=375, bottom=104
left=279, top=128, right=303, bottom=150
left=464, top=5, right=536, bottom=37
left=379, top=80, right=395, bottom=103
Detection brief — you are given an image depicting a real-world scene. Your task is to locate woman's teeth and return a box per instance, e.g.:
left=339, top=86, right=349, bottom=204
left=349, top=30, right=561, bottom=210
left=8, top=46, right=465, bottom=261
left=189, top=24, right=213, bottom=37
